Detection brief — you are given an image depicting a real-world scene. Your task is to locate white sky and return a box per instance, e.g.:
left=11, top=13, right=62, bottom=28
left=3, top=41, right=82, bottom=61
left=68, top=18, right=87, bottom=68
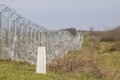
left=0, top=0, right=120, bottom=30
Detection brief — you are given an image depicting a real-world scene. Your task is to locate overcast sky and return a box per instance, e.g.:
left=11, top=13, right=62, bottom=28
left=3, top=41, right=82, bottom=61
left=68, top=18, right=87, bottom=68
left=0, top=0, right=120, bottom=30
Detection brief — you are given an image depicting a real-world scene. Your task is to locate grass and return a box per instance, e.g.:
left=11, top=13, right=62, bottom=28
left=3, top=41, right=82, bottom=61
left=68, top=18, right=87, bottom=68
left=0, top=59, right=102, bottom=80
left=48, top=34, right=120, bottom=80
left=96, top=42, right=120, bottom=80
left=0, top=32, right=120, bottom=80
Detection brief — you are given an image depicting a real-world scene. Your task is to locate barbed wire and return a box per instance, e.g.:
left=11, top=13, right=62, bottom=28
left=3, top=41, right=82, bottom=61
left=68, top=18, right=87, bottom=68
left=0, top=4, right=83, bottom=64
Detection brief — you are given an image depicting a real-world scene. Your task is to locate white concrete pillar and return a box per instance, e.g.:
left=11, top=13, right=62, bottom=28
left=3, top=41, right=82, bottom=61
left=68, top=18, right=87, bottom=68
left=36, top=47, right=46, bottom=74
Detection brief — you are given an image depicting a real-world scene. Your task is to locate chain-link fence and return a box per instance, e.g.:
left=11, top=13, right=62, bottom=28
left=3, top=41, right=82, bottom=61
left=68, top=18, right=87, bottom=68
left=0, top=4, right=83, bottom=64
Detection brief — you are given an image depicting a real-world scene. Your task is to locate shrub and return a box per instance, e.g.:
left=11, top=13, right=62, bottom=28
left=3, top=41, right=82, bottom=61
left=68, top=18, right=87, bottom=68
left=93, top=26, right=120, bottom=42
left=108, top=41, right=120, bottom=52
left=48, top=49, right=103, bottom=78
left=64, top=28, right=77, bottom=36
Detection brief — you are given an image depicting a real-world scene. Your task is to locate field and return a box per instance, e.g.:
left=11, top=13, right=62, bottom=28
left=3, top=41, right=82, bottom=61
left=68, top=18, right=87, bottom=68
left=0, top=59, right=102, bottom=80
left=0, top=29, right=120, bottom=80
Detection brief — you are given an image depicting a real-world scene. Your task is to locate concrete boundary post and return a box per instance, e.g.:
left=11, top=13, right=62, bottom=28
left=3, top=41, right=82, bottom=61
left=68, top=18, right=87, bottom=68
left=36, top=47, right=46, bottom=74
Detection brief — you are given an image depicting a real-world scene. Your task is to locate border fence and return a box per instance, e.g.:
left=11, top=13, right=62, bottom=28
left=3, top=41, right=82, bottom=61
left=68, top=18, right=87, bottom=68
left=0, top=4, right=83, bottom=64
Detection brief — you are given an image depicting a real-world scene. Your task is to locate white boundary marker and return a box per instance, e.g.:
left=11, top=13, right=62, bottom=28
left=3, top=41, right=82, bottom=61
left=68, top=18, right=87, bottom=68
left=36, top=47, right=46, bottom=74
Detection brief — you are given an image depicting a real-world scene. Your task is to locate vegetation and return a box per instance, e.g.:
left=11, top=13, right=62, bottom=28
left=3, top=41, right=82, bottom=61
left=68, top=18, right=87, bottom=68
left=93, top=26, right=120, bottom=42
left=63, top=28, right=77, bottom=36
left=48, top=30, right=120, bottom=80
left=0, top=26, right=120, bottom=80
left=0, top=59, right=101, bottom=80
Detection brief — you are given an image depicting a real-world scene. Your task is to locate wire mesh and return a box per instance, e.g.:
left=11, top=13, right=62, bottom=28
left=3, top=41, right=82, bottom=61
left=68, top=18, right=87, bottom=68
left=0, top=4, right=83, bottom=64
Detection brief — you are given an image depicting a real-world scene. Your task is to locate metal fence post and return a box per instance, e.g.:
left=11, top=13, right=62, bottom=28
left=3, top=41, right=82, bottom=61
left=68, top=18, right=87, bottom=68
left=0, top=6, right=8, bottom=58
left=0, top=13, right=2, bottom=57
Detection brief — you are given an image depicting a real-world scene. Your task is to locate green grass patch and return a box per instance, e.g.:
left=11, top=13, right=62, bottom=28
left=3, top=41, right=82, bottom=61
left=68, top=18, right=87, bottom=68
left=0, top=60, right=103, bottom=80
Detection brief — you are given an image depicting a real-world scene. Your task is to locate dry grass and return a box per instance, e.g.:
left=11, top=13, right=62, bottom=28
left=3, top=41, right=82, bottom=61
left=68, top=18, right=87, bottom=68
left=48, top=34, right=120, bottom=80
left=93, top=26, right=120, bottom=42
left=0, top=59, right=102, bottom=80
